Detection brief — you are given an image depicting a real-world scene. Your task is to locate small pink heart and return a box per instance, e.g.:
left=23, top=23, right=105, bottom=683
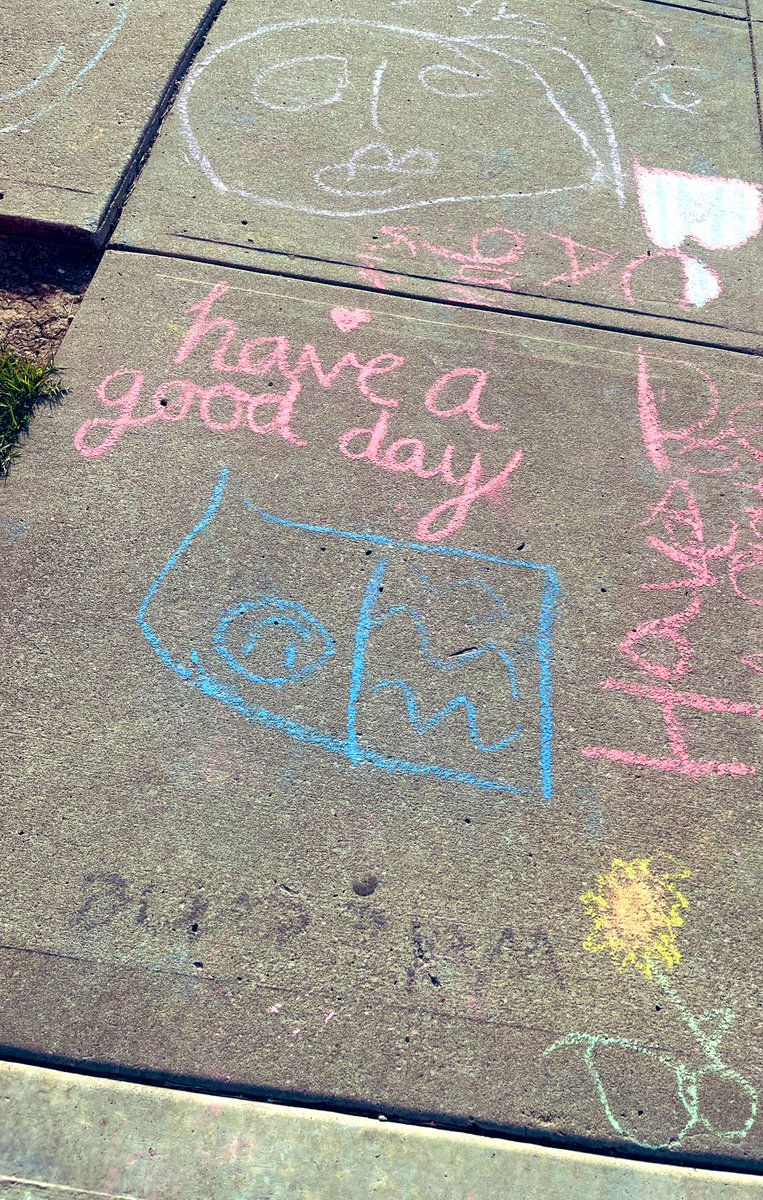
left=330, top=306, right=373, bottom=333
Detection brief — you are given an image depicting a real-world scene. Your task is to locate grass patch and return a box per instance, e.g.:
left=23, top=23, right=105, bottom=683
left=0, top=348, right=64, bottom=475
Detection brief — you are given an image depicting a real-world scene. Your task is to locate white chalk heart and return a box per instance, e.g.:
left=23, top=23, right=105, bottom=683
left=330, top=306, right=373, bottom=333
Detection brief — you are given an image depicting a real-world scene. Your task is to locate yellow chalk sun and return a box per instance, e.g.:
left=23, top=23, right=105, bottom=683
left=581, top=857, right=690, bottom=978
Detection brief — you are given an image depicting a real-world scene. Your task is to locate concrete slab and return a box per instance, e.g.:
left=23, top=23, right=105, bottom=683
left=1, top=249, right=762, bottom=1169
left=113, top=0, right=763, bottom=341
left=0, top=0, right=224, bottom=242
left=0, top=1061, right=762, bottom=1199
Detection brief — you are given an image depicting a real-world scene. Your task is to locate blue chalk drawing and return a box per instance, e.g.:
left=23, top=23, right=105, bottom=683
left=0, top=517, right=28, bottom=544
left=213, top=598, right=336, bottom=688
left=369, top=681, right=523, bottom=752
left=137, top=467, right=560, bottom=798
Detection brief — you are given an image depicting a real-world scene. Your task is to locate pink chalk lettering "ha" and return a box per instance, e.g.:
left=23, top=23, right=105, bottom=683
left=581, top=679, right=762, bottom=780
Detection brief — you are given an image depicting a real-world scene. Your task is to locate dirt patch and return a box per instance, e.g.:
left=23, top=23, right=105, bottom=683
left=0, top=235, right=100, bottom=363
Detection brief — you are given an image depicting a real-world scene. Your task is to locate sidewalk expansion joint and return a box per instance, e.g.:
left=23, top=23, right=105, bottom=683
left=108, top=240, right=763, bottom=358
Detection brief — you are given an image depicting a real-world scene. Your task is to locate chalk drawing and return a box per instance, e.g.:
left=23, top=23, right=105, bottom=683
left=599, top=0, right=672, bottom=30
left=178, top=19, right=625, bottom=216
left=620, top=160, right=763, bottom=309
left=0, top=45, right=66, bottom=102
left=580, top=856, right=689, bottom=979
left=455, top=2, right=555, bottom=34
left=75, top=280, right=524, bottom=544
left=635, top=160, right=763, bottom=252
left=740, top=652, right=763, bottom=673
left=546, top=1030, right=758, bottom=1150
left=136, top=468, right=560, bottom=798
left=582, top=351, right=763, bottom=779
left=330, top=306, right=374, bottom=332
left=630, top=66, right=711, bottom=113
left=582, top=680, right=762, bottom=780
left=364, top=216, right=731, bottom=312
left=360, top=222, right=630, bottom=301
left=545, top=857, right=758, bottom=1150
left=621, top=247, right=722, bottom=310
left=0, top=2, right=129, bottom=135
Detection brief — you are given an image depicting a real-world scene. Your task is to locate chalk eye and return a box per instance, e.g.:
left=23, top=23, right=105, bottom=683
left=213, top=597, right=336, bottom=689
left=251, top=54, right=350, bottom=112
left=418, top=63, right=494, bottom=99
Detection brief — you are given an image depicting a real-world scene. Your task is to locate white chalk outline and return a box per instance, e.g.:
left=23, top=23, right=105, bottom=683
left=0, top=43, right=66, bottom=102
left=631, top=65, right=709, bottom=113
left=370, top=58, right=388, bottom=131
left=251, top=53, right=350, bottom=113
left=315, top=143, right=439, bottom=198
left=177, top=17, right=625, bottom=217
left=0, top=0, right=129, bottom=135
left=418, top=61, right=495, bottom=99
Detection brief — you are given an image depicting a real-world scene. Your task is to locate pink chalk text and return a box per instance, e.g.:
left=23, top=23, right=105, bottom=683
left=73, top=281, right=523, bottom=544
left=582, top=349, right=763, bottom=780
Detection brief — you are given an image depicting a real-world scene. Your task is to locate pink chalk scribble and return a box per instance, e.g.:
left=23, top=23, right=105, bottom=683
left=365, top=223, right=621, bottom=300
left=583, top=350, right=763, bottom=781
left=358, top=218, right=735, bottom=313
left=637, top=349, right=736, bottom=476
left=740, top=652, right=763, bottom=674
left=581, top=679, right=761, bottom=780
left=620, top=247, right=722, bottom=309
left=637, top=478, right=738, bottom=592
left=356, top=173, right=760, bottom=315
left=541, top=232, right=619, bottom=286
left=338, top=408, right=524, bottom=542
left=619, top=592, right=703, bottom=683
left=424, top=367, right=501, bottom=432
left=330, top=305, right=373, bottom=332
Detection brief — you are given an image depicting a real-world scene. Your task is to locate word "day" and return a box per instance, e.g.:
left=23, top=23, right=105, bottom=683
left=73, top=282, right=525, bottom=543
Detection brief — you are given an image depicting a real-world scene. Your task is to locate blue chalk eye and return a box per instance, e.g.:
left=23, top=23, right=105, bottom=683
left=213, top=597, right=336, bottom=688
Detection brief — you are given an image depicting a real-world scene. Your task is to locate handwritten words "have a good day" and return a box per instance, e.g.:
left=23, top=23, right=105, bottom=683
left=73, top=282, right=523, bottom=544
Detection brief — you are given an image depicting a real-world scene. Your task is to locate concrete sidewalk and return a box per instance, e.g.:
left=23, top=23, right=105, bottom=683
left=0, top=0, right=224, bottom=241
left=1, top=0, right=761, bottom=1189
left=112, top=0, right=763, bottom=346
left=1, top=248, right=761, bottom=1169
left=0, top=1060, right=761, bottom=1199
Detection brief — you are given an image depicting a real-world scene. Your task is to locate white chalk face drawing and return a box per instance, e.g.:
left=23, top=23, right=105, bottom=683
left=179, top=18, right=625, bottom=217
left=0, top=0, right=128, bottom=135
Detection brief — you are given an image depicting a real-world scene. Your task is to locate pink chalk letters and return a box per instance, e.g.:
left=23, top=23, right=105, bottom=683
left=582, top=350, right=763, bottom=780
left=359, top=161, right=763, bottom=312
left=73, top=281, right=523, bottom=544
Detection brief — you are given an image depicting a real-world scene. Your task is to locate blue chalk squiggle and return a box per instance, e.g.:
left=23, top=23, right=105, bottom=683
left=371, top=679, right=523, bottom=752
